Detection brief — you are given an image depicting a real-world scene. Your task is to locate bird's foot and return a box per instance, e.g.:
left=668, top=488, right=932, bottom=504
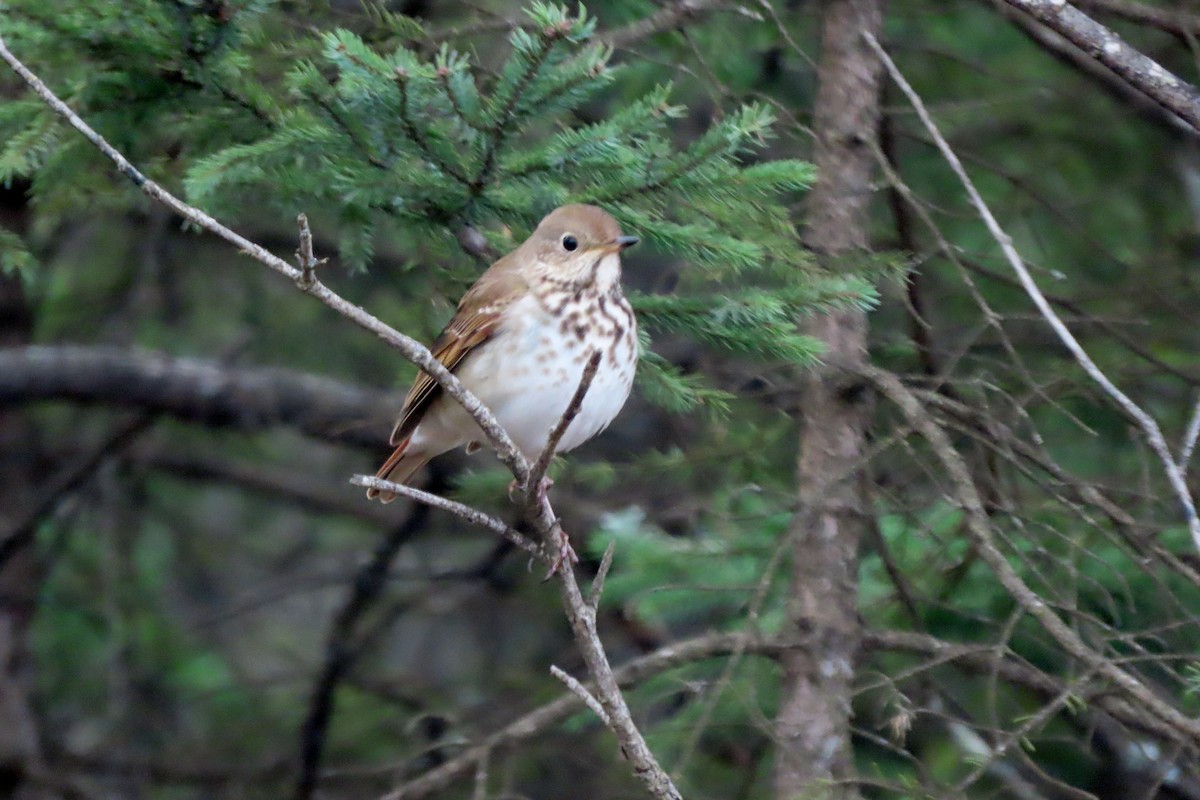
left=508, top=475, right=554, bottom=503
left=543, top=524, right=579, bottom=581
left=506, top=476, right=569, bottom=577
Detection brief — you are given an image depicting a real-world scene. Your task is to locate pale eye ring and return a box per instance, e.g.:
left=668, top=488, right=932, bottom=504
left=561, top=234, right=578, bottom=252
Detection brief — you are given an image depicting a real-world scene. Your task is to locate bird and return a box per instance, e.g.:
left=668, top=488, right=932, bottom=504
left=367, top=204, right=639, bottom=562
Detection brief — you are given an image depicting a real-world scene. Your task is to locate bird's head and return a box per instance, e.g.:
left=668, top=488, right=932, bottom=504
left=524, top=204, right=638, bottom=291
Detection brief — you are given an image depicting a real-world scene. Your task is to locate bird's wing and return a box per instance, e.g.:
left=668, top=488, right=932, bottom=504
left=389, top=258, right=527, bottom=445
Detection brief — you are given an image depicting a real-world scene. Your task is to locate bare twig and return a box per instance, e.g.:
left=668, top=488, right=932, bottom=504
left=1074, top=0, right=1200, bottom=39
left=294, top=501, right=432, bottom=800
left=525, top=350, right=602, bottom=574
left=0, top=414, right=155, bottom=569
left=986, top=0, right=1198, bottom=136
left=383, top=630, right=784, bottom=800
left=863, top=364, right=1200, bottom=746
left=866, top=31, right=1200, bottom=554
left=551, top=564, right=684, bottom=798
left=993, top=0, right=1200, bottom=134
left=587, top=540, right=616, bottom=611
left=350, top=476, right=543, bottom=558
left=518, top=348, right=683, bottom=797
left=471, top=750, right=489, bottom=800
left=600, top=0, right=743, bottom=49
left=294, top=213, right=326, bottom=289
left=527, top=350, right=602, bottom=495
left=386, top=624, right=1193, bottom=800
left=1180, top=393, right=1200, bottom=475
left=550, top=665, right=611, bottom=726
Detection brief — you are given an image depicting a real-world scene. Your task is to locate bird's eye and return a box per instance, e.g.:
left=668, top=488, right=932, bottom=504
left=561, top=234, right=578, bottom=252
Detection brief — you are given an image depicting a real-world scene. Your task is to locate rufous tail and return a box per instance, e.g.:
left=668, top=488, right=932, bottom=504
left=366, top=436, right=430, bottom=503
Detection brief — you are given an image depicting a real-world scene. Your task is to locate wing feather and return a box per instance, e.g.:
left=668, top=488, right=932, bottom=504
left=388, top=258, right=527, bottom=445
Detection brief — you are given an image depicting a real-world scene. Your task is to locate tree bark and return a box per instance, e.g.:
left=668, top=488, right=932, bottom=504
left=774, top=1, right=884, bottom=799
left=0, top=345, right=394, bottom=448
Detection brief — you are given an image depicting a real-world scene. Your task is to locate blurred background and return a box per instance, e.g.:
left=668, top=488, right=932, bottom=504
left=2, top=1, right=1200, bottom=799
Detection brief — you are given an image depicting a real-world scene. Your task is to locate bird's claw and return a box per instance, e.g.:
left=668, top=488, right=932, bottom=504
left=507, top=475, right=567, bottom=579
left=542, top=525, right=579, bottom=581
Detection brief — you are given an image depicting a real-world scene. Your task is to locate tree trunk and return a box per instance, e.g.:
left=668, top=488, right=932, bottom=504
left=774, top=2, right=885, bottom=799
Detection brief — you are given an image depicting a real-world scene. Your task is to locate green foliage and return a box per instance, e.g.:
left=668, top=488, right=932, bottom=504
left=2, top=0, right=280, bottom=220
left=9, top=0, right=1200, bottom=797
left=168, top=3, right=862, bottom=412
left=0, top=226, right=34, bottom=275
left=636, top=351, right=735, bottom=416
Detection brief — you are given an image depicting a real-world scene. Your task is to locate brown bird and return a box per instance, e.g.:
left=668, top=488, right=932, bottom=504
left=367, top=204, right=639, bottom=526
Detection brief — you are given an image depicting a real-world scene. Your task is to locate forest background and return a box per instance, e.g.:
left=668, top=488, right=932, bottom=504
left=2, top=1, right=1200, bottom=799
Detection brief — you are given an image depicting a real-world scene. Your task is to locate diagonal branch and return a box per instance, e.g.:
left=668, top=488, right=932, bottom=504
left=0, top=413, right=155, bottom=569
left=526, top=350, right=602, bottom=495
left=294, top=501, right=432, bottom=800
left=994, top=0, right=1200, bottom=133
left=866, top=31, right=1200, bottom=556
left=1074, top=0, right=1200, bottom=39
left=383, top=631, right=786, bottom=800
left=863, top=363, right=1200, bottom=747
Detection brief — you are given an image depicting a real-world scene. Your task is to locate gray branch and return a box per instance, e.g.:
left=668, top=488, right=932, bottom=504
left=1074, top=0, right=1200, bottom=38
left=0, top=345, right=392, bottom=448
left=999, top=0, right=1200, bottom=133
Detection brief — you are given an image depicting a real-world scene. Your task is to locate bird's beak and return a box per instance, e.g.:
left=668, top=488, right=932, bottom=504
left=613, top=235, right=639, bottom=250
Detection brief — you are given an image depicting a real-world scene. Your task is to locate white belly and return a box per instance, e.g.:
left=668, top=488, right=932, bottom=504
left=410, top=293, right=637, bottom=461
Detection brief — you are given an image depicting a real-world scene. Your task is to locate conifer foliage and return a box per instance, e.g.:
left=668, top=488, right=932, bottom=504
left=2, top=2, right=876, bottom=413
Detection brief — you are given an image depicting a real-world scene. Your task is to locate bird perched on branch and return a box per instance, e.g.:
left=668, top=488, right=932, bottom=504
left=367, top=204, right=639, bottom=564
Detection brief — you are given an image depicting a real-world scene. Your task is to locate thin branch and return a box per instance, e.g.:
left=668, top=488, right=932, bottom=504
left=984, top=0, right=1198, bottom=138
left=600, top=0, right=743, bottom=49
left=471, top=750, right=489, bottom=800
left=518, top=346, right=683, bottom=797
left=294, top=213, right=326, bottom=290
left=994, top=0, right=1200, bottom=133
left=550, top=559, right=684, bottom=798
left=1074, top=0, right=1200, bottom=39
left=1180, top=393, right=1200, bottom=475
left=550, top=665, right=611, bottom=726
left=519, top=350, right=603, bottom=575
left=863, top=364, right=1200, bottom=747
left=0, top=33, right=530, bottom=487
left=866, top=31, right=1200, bottom=555
left=350, top=476, right=543, bottom=558
left=386, top=625, right=1192, bottom=800
left=586, top=540, right=616, bottom=611
left=382, top=631, right=784, bottom=800
left=0, top=413, right=155, bottom=569
left=294, top=501, right=432, bottom=800
left=527, top=350, right=602, bottom=494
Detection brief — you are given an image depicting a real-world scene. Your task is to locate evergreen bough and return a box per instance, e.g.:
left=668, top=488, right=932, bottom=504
left=1, top=1, right=880, bottom=414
